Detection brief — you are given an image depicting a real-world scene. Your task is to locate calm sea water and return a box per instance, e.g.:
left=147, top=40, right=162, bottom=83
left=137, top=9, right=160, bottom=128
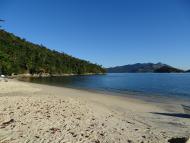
left=29, top=73, right=190, bottom=100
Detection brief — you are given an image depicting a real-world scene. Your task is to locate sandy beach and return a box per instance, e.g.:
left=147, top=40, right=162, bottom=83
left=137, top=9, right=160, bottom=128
left=0, top=79, right=189, bottom=143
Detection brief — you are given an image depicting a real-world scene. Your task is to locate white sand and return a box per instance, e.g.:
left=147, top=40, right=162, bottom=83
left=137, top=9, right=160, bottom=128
left=0, top=79, right=189, bottom=143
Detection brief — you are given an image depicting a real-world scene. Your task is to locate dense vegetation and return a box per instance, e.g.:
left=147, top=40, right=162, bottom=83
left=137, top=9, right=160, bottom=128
left=0, top=30, right=105, bottom=75
left=106, top=63, right=184, bottom=73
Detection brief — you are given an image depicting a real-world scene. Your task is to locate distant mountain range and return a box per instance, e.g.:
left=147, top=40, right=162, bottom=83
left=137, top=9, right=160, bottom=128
left=106, top=63, right=186, bottom=73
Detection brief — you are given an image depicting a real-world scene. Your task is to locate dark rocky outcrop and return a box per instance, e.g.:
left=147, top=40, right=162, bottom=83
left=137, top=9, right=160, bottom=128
left=168, top=137, right=188, bottom=143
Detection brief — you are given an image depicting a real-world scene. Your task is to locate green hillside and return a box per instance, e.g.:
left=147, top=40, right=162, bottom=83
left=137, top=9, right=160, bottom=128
left=0, top=30, right=105, bottom=76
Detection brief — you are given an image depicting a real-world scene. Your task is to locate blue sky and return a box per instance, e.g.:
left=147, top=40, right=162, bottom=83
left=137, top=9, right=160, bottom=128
left=0, top=0, right=190, bottom=69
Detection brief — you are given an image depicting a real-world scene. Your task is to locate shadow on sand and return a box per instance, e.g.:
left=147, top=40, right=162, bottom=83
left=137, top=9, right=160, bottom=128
left=150, top=112, right=190, bottom=119
left=151, top=112, right=190, bottom=143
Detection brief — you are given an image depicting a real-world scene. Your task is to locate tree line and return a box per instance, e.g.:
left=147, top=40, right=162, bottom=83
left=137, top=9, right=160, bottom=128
left=0, top=30, right=106, bottom=75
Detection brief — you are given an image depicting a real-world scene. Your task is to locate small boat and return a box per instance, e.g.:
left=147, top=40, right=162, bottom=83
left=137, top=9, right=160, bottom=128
left=182, top=105, right=190, bottom=114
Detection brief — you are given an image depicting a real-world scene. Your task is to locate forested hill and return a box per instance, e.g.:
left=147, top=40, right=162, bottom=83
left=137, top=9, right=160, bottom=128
left=107, top=63, right=184, bottom=73
left=0, top=30, right=105, bottom=75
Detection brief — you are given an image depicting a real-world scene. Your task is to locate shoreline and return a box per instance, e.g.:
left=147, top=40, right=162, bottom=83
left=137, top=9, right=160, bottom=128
left=0, top=79, right=189, bottom=143
left=25, top=79, right=190, bottom=114
left=16, top=73, right=190, bottom=104
left=8, top=72, right=106, bottom=79
left=20, top=77, right=190, bottom=110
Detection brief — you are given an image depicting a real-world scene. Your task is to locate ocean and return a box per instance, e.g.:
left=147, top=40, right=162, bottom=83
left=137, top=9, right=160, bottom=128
left=28, top=73, right=190, bottom=101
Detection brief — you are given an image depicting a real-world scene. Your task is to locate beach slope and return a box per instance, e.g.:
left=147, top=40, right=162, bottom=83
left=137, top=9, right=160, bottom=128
left=0, top=80, right=189, bottom=143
